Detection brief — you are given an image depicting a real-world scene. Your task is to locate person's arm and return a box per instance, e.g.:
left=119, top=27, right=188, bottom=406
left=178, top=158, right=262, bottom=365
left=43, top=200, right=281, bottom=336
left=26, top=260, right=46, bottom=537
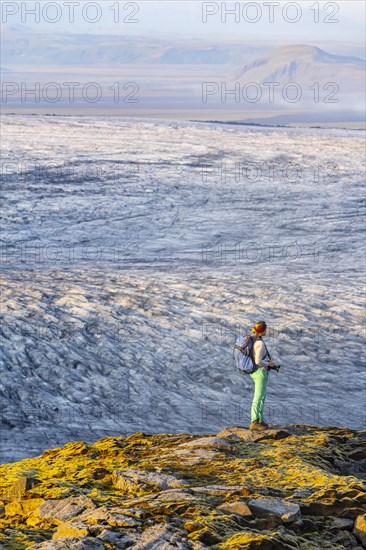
left=253, top=341, right=268, bottom=367
left=254, top=340, right=274, bottom=368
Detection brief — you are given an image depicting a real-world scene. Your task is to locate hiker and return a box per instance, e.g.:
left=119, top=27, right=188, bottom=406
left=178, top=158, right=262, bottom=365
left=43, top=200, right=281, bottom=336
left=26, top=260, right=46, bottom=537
left=249, top=320, right=276, bottom=431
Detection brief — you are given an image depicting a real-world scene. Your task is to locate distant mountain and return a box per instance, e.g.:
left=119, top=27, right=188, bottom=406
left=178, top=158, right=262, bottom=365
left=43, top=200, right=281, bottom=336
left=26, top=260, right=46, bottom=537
left=232, top=45, right=365, bottom=93
left=1, top=31, right=269, bottom=66
left=2, top=28, right=365, bottom=72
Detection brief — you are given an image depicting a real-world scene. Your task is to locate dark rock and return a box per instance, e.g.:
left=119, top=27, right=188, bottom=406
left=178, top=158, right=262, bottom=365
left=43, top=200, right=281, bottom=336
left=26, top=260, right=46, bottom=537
left=340, top=507, right=366, bottom=519
left=301, top=499, right=364, bottom=518
left=196, top=529, right=222, bottom=546
left=97, top=529, right=137, bottom=546
left=292, top=488, right=315, bottom=498
left=349, top=448, right=366, bottom=461
left=332, top=529, right=360, bottom=548
left=331, top=517, right=355, bottom=530
left=334, top=458, right=366, bottom=478
left=300, top=517, right=317, bottom=531
left=248, top=516, right=282, bottom=530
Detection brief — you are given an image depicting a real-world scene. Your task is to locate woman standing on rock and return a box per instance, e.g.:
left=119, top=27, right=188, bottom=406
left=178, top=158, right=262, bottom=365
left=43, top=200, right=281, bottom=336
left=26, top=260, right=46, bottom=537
left=249, top=320, right=278, bottom=431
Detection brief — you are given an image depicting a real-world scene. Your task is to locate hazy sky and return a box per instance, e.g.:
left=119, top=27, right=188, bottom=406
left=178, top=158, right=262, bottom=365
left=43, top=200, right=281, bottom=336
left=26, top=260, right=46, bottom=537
left=2, top=0, right=365, bottom=42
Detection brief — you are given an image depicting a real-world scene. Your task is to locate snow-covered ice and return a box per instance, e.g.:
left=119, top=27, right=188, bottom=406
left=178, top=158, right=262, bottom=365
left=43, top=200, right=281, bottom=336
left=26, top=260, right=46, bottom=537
left=0, top=115, right=365, bottom=462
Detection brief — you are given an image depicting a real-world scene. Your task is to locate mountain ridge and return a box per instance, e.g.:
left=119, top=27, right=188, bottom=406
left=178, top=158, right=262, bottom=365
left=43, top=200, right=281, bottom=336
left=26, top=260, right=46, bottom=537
left=2, top=32, right=365, bottom=67
left=232, top=44, right=365, bottom=91
left=1, top=424, right=365, bottom=548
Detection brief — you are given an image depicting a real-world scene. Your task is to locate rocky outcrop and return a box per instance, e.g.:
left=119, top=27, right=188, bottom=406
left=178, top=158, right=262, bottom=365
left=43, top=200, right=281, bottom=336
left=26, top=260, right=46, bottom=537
left=0, top=424, right=365, bottom=549
left=217, top=426, right=291, bottom=442
left=112, top=468, right=187, bottom=493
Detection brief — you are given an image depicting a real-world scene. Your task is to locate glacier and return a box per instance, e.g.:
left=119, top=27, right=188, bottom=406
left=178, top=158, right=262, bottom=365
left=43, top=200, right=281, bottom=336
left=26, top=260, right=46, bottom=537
left=0, top=115, right=365, bottom=463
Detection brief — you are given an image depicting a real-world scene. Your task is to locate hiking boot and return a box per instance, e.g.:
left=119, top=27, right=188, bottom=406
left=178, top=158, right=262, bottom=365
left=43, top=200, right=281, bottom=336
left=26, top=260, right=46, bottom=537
left=259, top=420, right=269, bottom=429
left=250, top=420, right=267, bottom=431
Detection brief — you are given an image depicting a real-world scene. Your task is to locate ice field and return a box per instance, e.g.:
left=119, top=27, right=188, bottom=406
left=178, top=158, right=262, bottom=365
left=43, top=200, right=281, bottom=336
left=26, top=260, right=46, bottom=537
left=1, top=115, right=365, bottom=462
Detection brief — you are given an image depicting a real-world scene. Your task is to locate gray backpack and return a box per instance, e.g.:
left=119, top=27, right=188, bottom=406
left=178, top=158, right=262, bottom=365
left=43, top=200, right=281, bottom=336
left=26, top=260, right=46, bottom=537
left=233, top=335, right=256, bottom=374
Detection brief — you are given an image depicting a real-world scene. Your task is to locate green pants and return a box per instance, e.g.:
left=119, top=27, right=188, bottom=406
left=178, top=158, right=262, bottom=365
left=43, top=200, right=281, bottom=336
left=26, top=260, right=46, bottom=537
left=250, top=368, right=268, bottom=423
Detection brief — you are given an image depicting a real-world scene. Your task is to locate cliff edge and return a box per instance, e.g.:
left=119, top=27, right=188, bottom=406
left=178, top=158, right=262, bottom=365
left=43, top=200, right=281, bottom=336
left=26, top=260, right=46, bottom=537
left=1, top=424, right=365, bottom=549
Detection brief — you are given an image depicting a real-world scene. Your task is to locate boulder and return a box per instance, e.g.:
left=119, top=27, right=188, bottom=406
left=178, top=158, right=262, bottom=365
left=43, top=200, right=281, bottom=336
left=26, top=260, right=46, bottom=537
left=38, top=495, right=96, bottom=522
left=353, top=514, right=366, bottom=547
left=218, top=501, right=253, bottom=517
left=112, top=468, right=187, bottom=493
left=1, top=477, right=40, bottom=502
left=248, top=497, right=301, bottom=523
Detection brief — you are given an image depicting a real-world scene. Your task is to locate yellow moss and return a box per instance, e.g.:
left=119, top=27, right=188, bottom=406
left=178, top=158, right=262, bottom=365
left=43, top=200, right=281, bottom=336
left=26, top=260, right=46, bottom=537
left=0, top=458, right=42, bottom=495
left=0, top=425, right=364, bottom=549
left=26, top=514, right=52, bottom=529
left=219, top=530, right=271, bottom=549
left=92, top=436, right=125, bottom=451
left=45, top=467, right=67, bottom=478
left=53, top=523, right=88, bottom=539
left=5, top=498, right=44, bottom=518
left=184, top=511, right=243, bottom=544
left=184, top=519, right=199, bottom=532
